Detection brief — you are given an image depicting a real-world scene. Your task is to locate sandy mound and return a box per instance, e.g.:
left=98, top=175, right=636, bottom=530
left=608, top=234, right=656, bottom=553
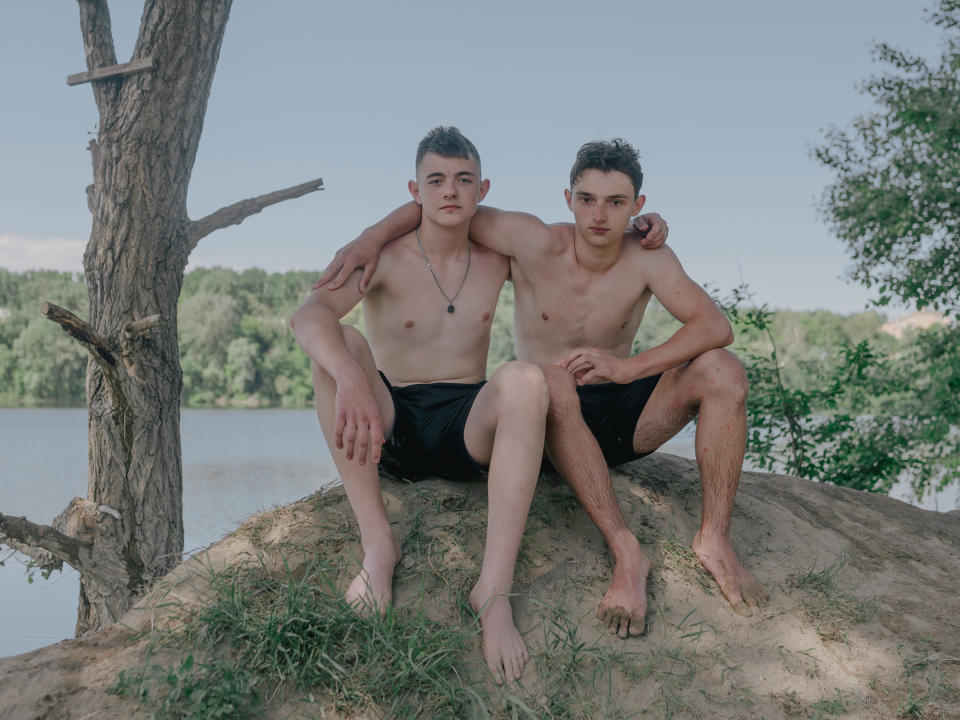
left=1, top=452, right=958, bottom=719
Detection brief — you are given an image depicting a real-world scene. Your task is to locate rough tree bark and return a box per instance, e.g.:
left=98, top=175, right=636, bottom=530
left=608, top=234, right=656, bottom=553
left=0, top=0, right=322, bottom=635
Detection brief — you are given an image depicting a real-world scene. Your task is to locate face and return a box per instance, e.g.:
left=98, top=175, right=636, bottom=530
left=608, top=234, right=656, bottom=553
left=565, top=169, right=645, bottom=247
left=409, top=152, right=489, bottom=227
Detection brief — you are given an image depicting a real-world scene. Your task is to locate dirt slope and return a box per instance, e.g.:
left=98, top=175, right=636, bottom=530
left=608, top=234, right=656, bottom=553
left=1, top=452, right=957, bottom=719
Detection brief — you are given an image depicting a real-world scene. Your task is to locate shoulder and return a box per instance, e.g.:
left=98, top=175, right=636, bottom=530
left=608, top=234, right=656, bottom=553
left=622, top=241, right=680, bottom=268
left=367, top=232, right=419, bottom=291
left=471, top=240, right=511, bottom=272
left=542, top=222, right=576, bottom=255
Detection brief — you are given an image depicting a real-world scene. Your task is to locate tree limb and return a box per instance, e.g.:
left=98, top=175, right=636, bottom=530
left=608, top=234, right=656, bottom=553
left=41, top=302, right=117, bottom=368
left=77, top=0, right=120, bottom=114
left=0, top=514, right=88, bottom=573
left=186, top=177, right=324, bottom=250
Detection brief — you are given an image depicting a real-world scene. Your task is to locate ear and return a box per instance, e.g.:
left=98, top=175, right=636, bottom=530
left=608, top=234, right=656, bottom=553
left=408, top=179, right=422, bottom=205
left=478, top=178, right=490, bottom=202
left=633, top=194, right=646, bottom=215
left=564, top=188, right=574, bottom=211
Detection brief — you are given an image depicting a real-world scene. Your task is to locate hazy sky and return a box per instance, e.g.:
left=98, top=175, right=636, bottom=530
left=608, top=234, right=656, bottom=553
left=0, top=2, right=945, bottom=314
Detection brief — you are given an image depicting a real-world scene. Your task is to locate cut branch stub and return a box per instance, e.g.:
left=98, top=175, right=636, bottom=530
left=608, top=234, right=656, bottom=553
left=186, top=176, right=324, bottom=250
left=124, top=314, right=163, bottom=341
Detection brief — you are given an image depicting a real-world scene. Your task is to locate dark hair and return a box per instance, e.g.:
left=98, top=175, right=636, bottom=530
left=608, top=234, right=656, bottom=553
left=569, top=139, right=644, bottom=197
left=416, top=126, right=481, bottom=176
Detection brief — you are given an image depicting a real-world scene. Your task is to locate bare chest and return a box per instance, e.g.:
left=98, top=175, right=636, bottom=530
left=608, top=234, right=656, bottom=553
left=512, top=254, right=650, bottom=355
left=362, top=250, right=508, bottom=380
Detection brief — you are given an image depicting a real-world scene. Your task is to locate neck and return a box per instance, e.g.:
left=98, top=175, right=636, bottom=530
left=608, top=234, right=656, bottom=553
left=417, top=216, right=471, bottom=258
left=573, top=229, right=623, bottom=272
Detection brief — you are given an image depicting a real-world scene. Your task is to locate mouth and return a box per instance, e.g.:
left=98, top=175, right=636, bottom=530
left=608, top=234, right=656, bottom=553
left=440, top=205, right=462, bottom=211
left=589, top=226, right=610, bottom=234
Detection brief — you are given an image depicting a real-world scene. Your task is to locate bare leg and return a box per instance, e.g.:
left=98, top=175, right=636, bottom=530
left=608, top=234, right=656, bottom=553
left=632, top=349, right=769, bottom=615
left=312, top=326, right=400, bottom=616
left=462, top=362, right=548, bottom=684
left=543, top=365, right=650, bottom=639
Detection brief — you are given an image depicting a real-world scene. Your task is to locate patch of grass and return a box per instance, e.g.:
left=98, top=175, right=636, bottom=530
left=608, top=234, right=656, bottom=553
left=786, top=555, right=847, bottom=593
left=795, top=594, right=878, bottom=643
left=773, top=688, right=804, bottom=716
left=786, top=555, right=877, bottom=643
left=810, top=689, right=852, bottom=718
left=657, top=532, right=715, bottom=596
left=112, top=554, right=489, bottom=719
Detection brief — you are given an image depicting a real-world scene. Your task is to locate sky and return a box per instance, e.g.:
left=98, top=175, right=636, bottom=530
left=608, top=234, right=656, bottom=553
left=0, top=1, right=946, bottom=314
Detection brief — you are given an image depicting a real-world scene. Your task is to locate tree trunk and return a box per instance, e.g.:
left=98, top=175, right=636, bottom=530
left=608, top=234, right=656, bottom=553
left=75, top=0, right=233, bottom=633
left=0, top=0, right=321, bottom=636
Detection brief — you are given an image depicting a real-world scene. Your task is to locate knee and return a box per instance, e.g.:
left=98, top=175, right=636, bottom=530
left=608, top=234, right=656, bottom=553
left=542, top=364, right=580, bottom=422
left=488, top=361, right=550, bottom=415
left=690, top=348, right=748, bottom=404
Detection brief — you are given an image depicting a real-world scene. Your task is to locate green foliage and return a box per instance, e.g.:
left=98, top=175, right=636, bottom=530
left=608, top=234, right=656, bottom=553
left=487, top=282, right=516, bottom=375
left=0, top=269, right=88, bottom=405
left=719, top=286, right=960, bottom=497
left=814, top=0, right=960, bottom=316
left=112, top=555, right=486, bottom=719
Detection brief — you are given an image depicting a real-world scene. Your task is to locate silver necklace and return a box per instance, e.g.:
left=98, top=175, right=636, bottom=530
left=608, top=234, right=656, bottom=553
left=415, top=227, right=471, bottom=313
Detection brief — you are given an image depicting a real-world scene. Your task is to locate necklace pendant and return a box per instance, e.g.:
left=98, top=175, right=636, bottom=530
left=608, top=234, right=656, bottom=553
left=447, top=304, right=455, bottom=314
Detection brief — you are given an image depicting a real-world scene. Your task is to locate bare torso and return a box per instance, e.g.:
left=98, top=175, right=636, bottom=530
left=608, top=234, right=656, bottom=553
left=511, top=224, right=651, bottom=366
left=363, top=232, right=509, bottom=385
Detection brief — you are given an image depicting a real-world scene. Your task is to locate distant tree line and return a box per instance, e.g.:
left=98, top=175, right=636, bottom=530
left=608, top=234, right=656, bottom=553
left=0, top=266, right=908, bottom=408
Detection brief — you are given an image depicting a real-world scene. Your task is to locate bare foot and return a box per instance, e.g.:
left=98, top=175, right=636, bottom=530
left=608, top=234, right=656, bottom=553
left=597, top=537, right=652, bottom=638
left=692, top=532, right=768, bottom=616
left=344, top=538, right=401, bottom=617
left=470, top=583, right=529, bottom=684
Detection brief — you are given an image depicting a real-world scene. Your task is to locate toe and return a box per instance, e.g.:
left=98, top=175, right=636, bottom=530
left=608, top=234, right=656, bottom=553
left=730, top=600, right=753, bottom=617
left=617, top=616, right=629, bottom=639
left=629, top=614, right=645, bottom=636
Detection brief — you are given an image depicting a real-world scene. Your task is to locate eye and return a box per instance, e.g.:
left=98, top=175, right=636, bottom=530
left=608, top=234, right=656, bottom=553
left=459, top=177, right=473, bottom=184
left=429, top=178, right=441, bottom=185
left=611, top=199, right=624, bottom=207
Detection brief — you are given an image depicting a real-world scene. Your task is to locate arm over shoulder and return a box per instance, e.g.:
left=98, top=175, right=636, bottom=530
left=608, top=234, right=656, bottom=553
left=469, top=206, right=555, bottom=259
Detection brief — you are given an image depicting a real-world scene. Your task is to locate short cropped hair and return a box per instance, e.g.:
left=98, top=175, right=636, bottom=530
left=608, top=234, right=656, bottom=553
left=416, top=126, right=481, bottom=176
left=569, top=139, right=644, bottom=198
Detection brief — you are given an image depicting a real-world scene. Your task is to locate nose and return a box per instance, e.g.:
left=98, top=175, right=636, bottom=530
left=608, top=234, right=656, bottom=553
left=592, top=204, right=606, bottom=222
left=443, top=180, right=458, bottom=198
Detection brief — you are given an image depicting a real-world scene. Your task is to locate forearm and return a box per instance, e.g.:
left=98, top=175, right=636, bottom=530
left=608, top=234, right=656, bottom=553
left=360, top=202, right=421, bottom=247
left=628, top=319, right=733, bottom=379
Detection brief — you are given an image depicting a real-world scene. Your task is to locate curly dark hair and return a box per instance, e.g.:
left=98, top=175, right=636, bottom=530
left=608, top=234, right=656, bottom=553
left=416, top=126, right=481, bottom=176
left=569, top=139, right=643, bottom=197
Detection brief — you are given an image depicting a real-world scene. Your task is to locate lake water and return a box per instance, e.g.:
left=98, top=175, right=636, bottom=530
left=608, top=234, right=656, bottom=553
left=0, top=408, right=955, bottom=658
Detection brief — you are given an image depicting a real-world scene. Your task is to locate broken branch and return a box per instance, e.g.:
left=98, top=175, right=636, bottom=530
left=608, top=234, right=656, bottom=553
left=41, top=302, right=116, bottom=367
left=0, top=514, right=88, bottom=573
left=186, top=177, right=324, bottom=250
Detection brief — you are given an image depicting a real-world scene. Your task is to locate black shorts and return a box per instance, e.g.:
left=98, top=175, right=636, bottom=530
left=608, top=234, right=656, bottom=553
left=378, top=371, right=488, bottom=482
left=576, top=374, right=663, bottom=467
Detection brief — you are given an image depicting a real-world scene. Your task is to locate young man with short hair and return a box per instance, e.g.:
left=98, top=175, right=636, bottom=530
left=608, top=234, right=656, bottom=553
left=291, top=127, right=550, bottom=684
left=319, top=138, right=768, bottom=639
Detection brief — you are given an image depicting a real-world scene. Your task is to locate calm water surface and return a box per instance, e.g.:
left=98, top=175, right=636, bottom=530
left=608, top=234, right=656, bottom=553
left=0, top=408, right=955, bottom=657
left=0, top=408, right=335, bottom=657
